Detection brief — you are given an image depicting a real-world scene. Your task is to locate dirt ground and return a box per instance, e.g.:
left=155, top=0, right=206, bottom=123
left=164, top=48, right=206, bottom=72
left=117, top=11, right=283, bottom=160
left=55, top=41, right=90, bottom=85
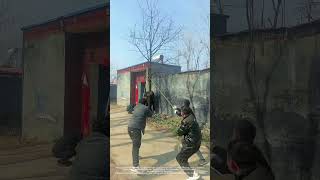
left=110, top=105, right=211, bottom=180
left=0, top=136, right=70, bottom=180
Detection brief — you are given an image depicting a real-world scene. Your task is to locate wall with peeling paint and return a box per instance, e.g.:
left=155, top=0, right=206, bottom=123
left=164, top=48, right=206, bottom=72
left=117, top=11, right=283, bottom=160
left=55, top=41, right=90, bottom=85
left=212, top=30, right=320, bottom=180
left=22, top=33, right=65, bottom=141
left=152, top=69, right=210, bottom=127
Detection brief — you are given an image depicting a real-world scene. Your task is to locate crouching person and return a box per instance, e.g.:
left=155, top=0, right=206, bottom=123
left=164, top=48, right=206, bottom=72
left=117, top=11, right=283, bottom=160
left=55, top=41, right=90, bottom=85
left=176, top=106, right=202, bottom=180
left=227, top=140, right=275, bottom=180
left=68, top=117, right=109, bottom=180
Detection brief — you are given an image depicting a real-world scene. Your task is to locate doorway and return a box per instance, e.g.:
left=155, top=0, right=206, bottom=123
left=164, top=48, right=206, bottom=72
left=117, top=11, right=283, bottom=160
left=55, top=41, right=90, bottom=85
left=64, top=33, right=83, bottom=138
left=64, top=32, right=108, bottom=138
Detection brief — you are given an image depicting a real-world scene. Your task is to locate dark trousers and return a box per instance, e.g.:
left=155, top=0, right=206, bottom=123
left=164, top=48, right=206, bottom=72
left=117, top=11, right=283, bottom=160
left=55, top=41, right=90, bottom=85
left=176, top=144, right=200, bottom=177
left=128, top=128, right=142, bottom=167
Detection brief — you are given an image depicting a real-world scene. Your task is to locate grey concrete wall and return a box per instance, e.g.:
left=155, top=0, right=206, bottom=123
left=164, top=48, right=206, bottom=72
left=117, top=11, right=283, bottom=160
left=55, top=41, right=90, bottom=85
left=0, top=0, right=107, bottom=67
left=150, top=63, right=181, bottom=75
left=152, top=69, right=210, bottom=126
left=147, top=63, right=181, bottom=90
left=110, top=84, right=117, bottom=103
left=22, top=33, right=65, bottom=142
left=117, top=71, right=131, bottom=106
left=213, top=33, right=320, bottom=180
left=214, top=35, right=317, bottom=119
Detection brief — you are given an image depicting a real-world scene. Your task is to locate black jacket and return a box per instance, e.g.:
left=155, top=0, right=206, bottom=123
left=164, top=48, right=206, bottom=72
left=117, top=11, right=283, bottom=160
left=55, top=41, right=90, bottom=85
left=175, top=106, right=205, bottom=129
left=236, top=165, right=275, bottom=180
left=128, top=103, right=153, bottom=131
left=69, top=132, right=108, bottom=180
left=177, top=114, right=202, bottom=147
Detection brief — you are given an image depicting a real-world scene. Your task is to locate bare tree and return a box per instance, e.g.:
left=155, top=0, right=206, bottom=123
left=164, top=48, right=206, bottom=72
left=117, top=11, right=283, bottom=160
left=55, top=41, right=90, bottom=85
left=178, top=36, right=206, bottom=114
left=129, top=0, right=181, bottom=93
left=244, top=0, right=285, bottom=163
left=200, top=14, right=210, bottom=69
left=269, top=0, right=283, bottom=28
left=296, top=0, right=320, bottom=23
left=110, top=63, right=118, bottom=84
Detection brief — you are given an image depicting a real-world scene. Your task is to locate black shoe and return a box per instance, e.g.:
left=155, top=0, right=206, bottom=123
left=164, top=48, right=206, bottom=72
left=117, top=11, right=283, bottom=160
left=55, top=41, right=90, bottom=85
left=57, top=159, right=72, bottom=167
left=198, top=159, right=209, bottom=166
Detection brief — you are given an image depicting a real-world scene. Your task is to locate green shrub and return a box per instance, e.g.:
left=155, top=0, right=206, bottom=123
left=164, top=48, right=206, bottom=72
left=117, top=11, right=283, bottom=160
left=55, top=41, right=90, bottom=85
left=149, top=114, right=209, bottom=147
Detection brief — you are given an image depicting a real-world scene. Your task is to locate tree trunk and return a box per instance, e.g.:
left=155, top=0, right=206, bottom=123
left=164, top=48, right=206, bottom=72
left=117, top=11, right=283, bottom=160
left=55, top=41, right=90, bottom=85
left=147, top=61, right=152, bottom=109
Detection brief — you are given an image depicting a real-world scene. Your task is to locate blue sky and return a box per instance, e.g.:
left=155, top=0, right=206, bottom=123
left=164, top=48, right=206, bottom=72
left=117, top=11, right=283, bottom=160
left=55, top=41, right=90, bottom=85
left=110, top=0, right=209, bottom=77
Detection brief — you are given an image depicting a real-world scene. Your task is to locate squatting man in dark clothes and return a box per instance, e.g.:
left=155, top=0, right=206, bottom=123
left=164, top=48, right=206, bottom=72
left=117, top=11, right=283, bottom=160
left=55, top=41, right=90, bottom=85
left=211, top=119, right=274, bottom=180
left=226, top=140, right=274, bottom=180
left=52, top=134, right=82, bottom=166
left=52, top=115, right=109, bottom=180
left=176, top=106, right=202, bottom=180
left=128, top=98, right=153, bottom=173
left=68, top=116, right=109, bottom=180
left=173, top=99, right=208, bottom=166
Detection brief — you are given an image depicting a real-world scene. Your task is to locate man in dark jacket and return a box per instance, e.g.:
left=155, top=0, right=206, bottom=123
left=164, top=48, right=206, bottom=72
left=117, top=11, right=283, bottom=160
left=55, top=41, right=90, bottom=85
left=174, top=99, right=208, bottom=166
left=128, top=98, right=153, bottom=172
left=226, top=140, right=275, bottom=180
left=68, top=116, right=109, bottom=180
left=176, top=106, right=202, bottom=180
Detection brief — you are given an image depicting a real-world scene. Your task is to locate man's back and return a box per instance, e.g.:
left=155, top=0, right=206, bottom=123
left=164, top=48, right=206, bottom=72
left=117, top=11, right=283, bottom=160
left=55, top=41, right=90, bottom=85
left=68, top=132, right=108, bottom=180
left=128, top=103, right=152, bottom=130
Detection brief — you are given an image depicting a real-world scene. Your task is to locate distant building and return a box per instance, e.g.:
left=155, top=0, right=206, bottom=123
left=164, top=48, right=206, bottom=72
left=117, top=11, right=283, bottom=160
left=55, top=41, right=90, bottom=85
left=117, top=62, right=181, bottom=106
left=0, top=0, right=106, bottom=68
left=110, top=83, right=117, bottom=103
left=0, top=67, right=22, bottom=136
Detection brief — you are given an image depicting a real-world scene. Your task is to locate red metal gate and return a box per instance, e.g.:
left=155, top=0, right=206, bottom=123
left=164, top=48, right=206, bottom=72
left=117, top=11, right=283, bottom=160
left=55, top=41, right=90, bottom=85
left=134, top=74, right=146, bottom=105
left=81, top=72, right=90, bottom=137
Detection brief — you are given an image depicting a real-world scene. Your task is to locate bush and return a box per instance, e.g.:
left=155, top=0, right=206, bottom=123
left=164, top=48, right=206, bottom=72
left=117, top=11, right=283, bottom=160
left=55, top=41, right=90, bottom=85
left=149, top=114, right=209, bottom=147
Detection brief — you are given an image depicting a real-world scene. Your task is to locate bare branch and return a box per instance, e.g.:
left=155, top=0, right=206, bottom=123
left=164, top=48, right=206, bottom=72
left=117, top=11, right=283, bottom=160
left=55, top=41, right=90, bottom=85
left=129, top=0, right=181, bottom=62
left=128, top=0, right=181, bottom=92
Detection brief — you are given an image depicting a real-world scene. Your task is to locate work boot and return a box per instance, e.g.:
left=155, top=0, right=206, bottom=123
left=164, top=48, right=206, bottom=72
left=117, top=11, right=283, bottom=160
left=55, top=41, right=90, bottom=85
left=57, top=159, right=72, bottom=167
left=198, top=158, right=209, bottom=166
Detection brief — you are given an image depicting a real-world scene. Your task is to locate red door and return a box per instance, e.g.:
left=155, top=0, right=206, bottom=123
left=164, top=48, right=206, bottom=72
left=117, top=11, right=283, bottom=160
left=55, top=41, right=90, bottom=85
left=81, top=72, right=90, bottom=137
left=135, top=83, right=139, bottom=105
left=134, top=74, right=145, bottom=105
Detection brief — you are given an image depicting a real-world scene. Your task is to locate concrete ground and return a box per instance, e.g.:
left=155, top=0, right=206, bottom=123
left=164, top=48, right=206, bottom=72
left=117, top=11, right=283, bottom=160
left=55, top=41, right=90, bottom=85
left=110, top=105, right=210, bottom=180
left=0, top=136, right=70, bottom=180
